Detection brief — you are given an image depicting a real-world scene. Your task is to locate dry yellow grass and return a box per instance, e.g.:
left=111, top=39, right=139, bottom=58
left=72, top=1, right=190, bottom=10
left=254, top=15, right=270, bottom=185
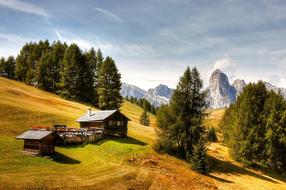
left=204, top=109, right=225, bottom=129
left=0, top=77, right=214, bottom=189
left=208, top=142, right=286, bottom=190
left=0, top=77, right=285, bottom=189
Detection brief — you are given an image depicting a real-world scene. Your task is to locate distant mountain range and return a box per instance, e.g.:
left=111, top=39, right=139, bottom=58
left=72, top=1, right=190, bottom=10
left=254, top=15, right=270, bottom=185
left=120, top=83, right=172, bottom=107
left=121, top=69, right=286, bottom=109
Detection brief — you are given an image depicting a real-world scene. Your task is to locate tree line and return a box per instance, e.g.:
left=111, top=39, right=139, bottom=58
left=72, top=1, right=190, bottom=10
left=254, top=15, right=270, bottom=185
left=220, top=81, right=286, bottom=173
left=125, top=96, right=157, bottom=114
left=0, top=40, right=122, bottom=110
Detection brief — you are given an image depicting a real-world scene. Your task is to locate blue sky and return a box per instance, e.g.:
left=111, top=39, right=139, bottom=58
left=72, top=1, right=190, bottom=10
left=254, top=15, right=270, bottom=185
left=1, top=0, right=286, bottom=90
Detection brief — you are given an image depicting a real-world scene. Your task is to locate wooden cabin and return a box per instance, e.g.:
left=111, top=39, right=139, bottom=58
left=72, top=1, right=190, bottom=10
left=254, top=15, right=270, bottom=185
left=76, top=109, right=130, bottom=137
left=16, top=129, right=60, bottom=155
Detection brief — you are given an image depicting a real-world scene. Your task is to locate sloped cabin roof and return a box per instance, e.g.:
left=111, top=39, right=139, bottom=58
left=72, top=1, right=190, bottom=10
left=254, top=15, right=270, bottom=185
left=76, top=110, right=130, bottom=122
left=16, top=130, right=55, bottom=140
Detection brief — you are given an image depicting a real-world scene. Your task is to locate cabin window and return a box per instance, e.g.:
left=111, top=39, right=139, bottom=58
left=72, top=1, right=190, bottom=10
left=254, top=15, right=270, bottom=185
left=116, top=121, right=124, bottom=126
left=108, top=121, right=116, bottom=126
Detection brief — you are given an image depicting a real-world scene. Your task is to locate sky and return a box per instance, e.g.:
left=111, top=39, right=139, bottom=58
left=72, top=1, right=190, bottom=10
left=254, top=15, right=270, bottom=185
left=1, top=0, right=286, bottom=90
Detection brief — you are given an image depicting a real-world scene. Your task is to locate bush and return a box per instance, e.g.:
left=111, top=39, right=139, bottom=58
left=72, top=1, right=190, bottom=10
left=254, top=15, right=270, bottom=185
left=188, top=137, right=209, bottom=173
left=207, top=127, right=217, bottom=142
left=140, top=109, right=150, bottom=126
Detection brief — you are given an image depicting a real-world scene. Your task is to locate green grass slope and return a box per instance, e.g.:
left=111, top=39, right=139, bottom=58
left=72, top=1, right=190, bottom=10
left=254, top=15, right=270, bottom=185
left=0, top=77, right=157, bottom=189
left=0, top=77, right=285, bottom=190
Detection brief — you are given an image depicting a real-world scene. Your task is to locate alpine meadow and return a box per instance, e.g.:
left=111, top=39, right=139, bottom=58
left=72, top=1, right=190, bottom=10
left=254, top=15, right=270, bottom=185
left=0, top=0, right=286, bottom=189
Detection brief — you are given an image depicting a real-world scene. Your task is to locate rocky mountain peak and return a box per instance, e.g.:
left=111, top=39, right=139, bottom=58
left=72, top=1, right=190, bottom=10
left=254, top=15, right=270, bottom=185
left=148, top=84, right=172, bottom=99
left=209, top=69, right=229, bottom=87
left=232, top=79, right=246, bottom=96
left=122, top=70, right=286, bottom=109
left=206, top=69, right=236, bottom=108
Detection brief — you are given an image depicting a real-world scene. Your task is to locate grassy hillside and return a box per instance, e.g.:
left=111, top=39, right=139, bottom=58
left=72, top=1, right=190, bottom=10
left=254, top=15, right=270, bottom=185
left=204, top=109, right=225, bottom=129
left=0, top=77, right=157, bottom=189
left=0, top=77, right=213, bottom=189
left=0, top=77, right=285, bottom=190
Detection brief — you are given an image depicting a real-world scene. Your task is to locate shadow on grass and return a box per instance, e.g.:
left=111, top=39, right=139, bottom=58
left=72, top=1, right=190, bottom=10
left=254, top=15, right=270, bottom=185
left=52, top=152, right=81, bottom=164
left=92, top=136, right=147, bottom=146
left=209, top=155, right=280, bottom=184
left=249, top=162, right=286, bottom=183
left=206, top=174, right=234, bottom=183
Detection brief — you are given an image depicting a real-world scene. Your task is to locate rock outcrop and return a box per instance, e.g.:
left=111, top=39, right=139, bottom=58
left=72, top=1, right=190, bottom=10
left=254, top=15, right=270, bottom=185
left=147, top=84, right=173, bottom=99
left=205, top=69, right=237, bottom=108
left=232, top=79, right=246, bottom=97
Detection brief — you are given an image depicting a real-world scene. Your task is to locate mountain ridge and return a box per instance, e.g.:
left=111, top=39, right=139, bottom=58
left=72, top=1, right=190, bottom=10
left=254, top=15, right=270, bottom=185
left=122, top=70, right=286, bottom=109
left=121, top=83, right=171, bottom=107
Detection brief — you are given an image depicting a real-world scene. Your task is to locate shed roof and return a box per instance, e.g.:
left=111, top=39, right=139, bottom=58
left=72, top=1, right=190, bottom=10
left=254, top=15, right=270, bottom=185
left=16, top=130, right=54, bottom=140
left=76, top=110, right=129, bottom=122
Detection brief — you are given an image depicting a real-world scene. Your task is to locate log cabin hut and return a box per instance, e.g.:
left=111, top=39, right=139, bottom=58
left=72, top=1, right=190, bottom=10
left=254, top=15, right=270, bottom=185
left=77, top=109, right=130, bottom=137
left=16, top=129, right=61, bottom=155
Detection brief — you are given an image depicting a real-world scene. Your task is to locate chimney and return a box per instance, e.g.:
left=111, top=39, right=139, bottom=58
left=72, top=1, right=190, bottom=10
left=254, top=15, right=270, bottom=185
left=87, top=108, right=92, bottom=117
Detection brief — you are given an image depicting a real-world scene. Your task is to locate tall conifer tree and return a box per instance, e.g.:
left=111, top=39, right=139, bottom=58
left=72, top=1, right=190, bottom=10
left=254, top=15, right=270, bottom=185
left=83, top=48, right=98, bottom=105
left=140, top=109, right=150, bottom=126
left=61, top=44, right=84, bottom=100
left=15, top=43, right=33, bottom=81
left=97, top=56, right=122, bottom=110
left=156, top=67, right=208, bottom=173
left=220, top=82, right=286, bottom=172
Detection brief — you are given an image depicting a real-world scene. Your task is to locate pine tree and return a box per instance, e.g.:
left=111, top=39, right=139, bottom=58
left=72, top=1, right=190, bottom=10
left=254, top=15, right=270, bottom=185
left=83, top=48, right=98, bottom=105
left=155, top=67, right=208, bottom=173
left=189, top=137, right=209, bottom=173
left=26, top=40, right=50, bottom=85
left=151, top=106, right=156, bottom=114
left=15, top=41, right=50, bottom=84
left=264, top=90, right=286, bottom=171
left=207, top=127, right=217, bottom=142
left=0, top=57, right=6, bottom=77
left=96, top=49, right=104, bottom=67
left=15, top=43, right=33, bottom=81
left=61, top=44, right=84, bottom=100
left=220, top=82, right=286, bottom=172
left=5, top=56, right=16, bottom=79
left=50, top=41, right=67, bottom=93
left=140, top=109, right=150, bottom=126
left=97, top=56, right=123, bottom=110
left=171, top=67, right=206, bottom=156
left=221, top=81, right=267, bottom=163
left=36, top=52, right=54, bottom=91
left=125, top=96, right=129, bottom=101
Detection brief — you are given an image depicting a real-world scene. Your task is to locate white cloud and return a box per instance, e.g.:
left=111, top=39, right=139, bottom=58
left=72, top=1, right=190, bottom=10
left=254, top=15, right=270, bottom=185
left=94, top=7, right=123, bottom=23
left=0, top=0, right=50, bottom=17
left=0, top=32, right=28, bottom=43
left=54, top=29, right=95, bottom=50
left=54, top=29, right=156, bottom=57
left=0, top=32, right=38, bottom=57
left=213, top=55, right=237, bottom=79
left=277, top=77, right=286, bottom=88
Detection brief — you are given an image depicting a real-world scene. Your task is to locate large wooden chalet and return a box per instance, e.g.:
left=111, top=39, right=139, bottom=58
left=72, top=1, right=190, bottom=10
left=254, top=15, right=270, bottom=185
left=76, top=109, right=130, bottom=137
left=16, top=129, right=61, bottom=155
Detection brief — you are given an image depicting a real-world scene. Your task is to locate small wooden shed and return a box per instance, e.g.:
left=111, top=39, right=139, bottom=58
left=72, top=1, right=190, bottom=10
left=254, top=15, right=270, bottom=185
left=76, top=109, right=130, bottom=137
left=16, top=130, right=60, bottom=155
